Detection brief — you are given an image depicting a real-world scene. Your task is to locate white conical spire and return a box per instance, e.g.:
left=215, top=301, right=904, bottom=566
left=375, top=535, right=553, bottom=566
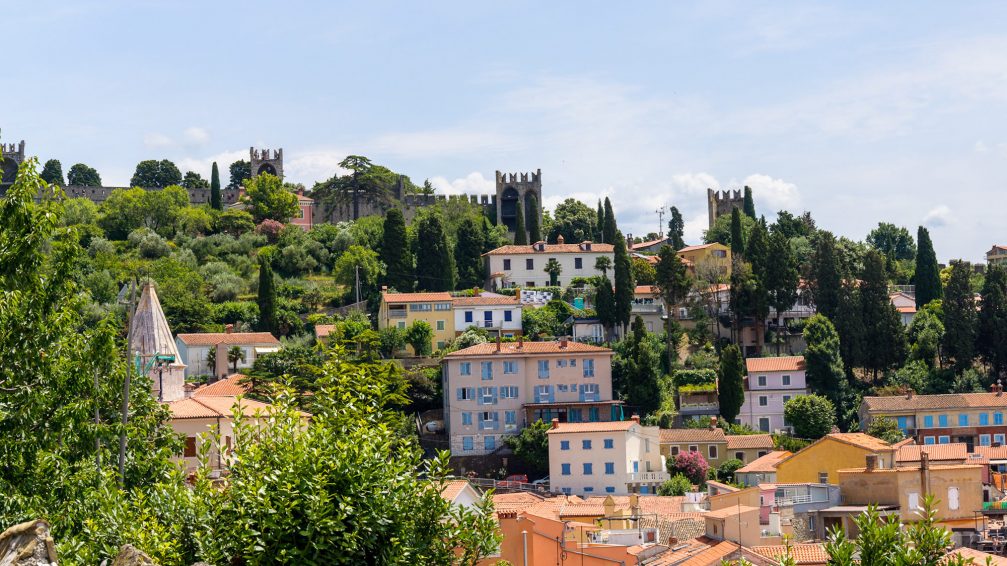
left=130, top=282, right=187, bottom=402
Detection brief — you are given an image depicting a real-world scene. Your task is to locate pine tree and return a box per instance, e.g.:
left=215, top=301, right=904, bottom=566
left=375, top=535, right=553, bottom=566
left=210, top=161, right=222, bottom=210
left=943, top=260, right=977, bottom=373
left=743, top=221, right=770, bottom=355
left=40, top=159, right=64, bottom=186
left=668, top=206, right=685, bottom=249
left=655, top=245, right=691, bottom=368
left=730, top=208, right=744, bottom=257
left=513, top=202, right=528, bottom=245
left=623, top=316, right=662, bottom=417
left=595, top=277, right=616, bottom=341
left=257, top=253, right=277, bottom=334
left=743, top=186, right=756, bottom=219
left=596, top=200, right=605, bottom=242
left=914, top=226, right=941, bottom=308
left=381, top=208, right=414, bottom=292
left=803, top=314, right=854, bottom=421
left=811, top=232, right=842, bottom=319
left=603, top=197, right=617, bottom=245
left=613, top=231, right=635, bottom=335
left=415, top=214, right=456, bottom=291
left=765, top=230, right=800, bottom=354
left=978, top=265, right=1007, bottom=381
left=718, top=345, right=745, bottom=424
left=860, top=250, right=907, bottom=382
left=527, top=196, right=542, bottom=243
left=834, top=283, right=865, bottom=375
left=455, top=216, right=485, bottom=290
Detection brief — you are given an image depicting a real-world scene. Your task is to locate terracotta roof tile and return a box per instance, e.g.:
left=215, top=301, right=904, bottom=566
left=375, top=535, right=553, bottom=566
left=491, top=492, right=546, bottom=514
left=440, top=480, right=474, bottom=503
left=634, top=285, right=660, bottom=295
left=315, top=324, right=335, bottom=338
left=896, top=443, right=968, bottom=462
left=176, top=332, right=280, bottom=346
left=863, top=392, right=1007, bottom=412
left=166, top=395, right=276, bottom=419
left=751, top=543, right=829, bottom=565
left=381, top=292, right=453, bottom=303
left=660, top=428, right=727, bottom=443
left=647, top=537, right=739, bottom=566
left=548, top=420, right=639, bottom=434
left=484, top=243, right=614, bottom=255
left=726, top=434, right=774, bottom=450
left=678, top=243, right=724, bottom=253
left=827, top=433, right=892, bottom=452
left=445, top=341, right=612, bottom=357
left=950, top=547, right=1007, bottom=565
left=975, top=445, right=1007, bottom=460
left=737, top=451, right=791, bottom=473
left=630, top=238, right=670, bottom=250
left=746, top=356, right=806, bottom=373
left=192, top=374, right=250, bottom=397
left=452, top=295, right=521, bottom=306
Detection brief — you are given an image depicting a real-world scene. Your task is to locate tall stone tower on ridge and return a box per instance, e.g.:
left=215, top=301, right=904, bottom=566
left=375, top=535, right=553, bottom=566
left=496, top=169, right=543, bottom=235
left=250, top=147, right=283, bottom=180
left=707, top=187, right=744, bottom=229
left=1, top=138, right=25, bottom=190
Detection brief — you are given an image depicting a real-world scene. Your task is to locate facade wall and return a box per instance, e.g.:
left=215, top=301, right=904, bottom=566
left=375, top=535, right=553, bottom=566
left=865, top=405, right=1007, bottom=448
left=171, top=416, right=234, bottom=472
left=738, top=369, right=807, bottom=433
left=839, top=466, right=982, bottom=522
left=548, top=425, right=664, bottom=496
left=452, top=305, right=523, bottom=336
left=443, top=351, right=614, bottom=456
left=176, top=340, right=269, bottom=377
left=679, top=244, right=732, bottom=277
left=487, top=251, right=614, bottom=288
left=729, top=447, right=773, bottom=465
left=378, top=299, right=455, bottom=353
left=661, top=440, right=728, bottom=468
left=775, top=440, right=892, bottom=485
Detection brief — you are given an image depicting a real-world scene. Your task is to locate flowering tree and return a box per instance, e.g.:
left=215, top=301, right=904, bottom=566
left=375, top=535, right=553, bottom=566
left=668, top=450, right=709, bottom=485
left=255, top=219, right=284, bottom=242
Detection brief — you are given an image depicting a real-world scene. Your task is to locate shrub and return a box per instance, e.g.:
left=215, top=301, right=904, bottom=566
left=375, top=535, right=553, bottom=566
left=717, top=458, right=744, bottom=483
left=256, top=219, right=284, bottom=242
left=673, top=368, right=717, bottom=386
left=668, top=450, right=708, bottom=485
left=784, top=394, right=836, bottom=439
left=128, top=227, right=171, bottom=259
left=657, top=473, right=693, bottom=496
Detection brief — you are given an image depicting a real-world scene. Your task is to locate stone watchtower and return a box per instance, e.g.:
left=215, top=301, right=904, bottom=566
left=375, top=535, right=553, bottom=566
left=1, top=139, right=25, bottom=189
left=496, top=169, right=543, bottom=234
left=250, top=147, right=283, bottom=180
left=707, top=187, right=744, bottom=228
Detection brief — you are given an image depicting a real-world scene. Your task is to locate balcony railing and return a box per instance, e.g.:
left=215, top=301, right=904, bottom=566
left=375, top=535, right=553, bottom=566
left=627, top=471, right=669, bottom=483
left=389, top=310, right=408, bottom=318
left=776, top=494, right=815, bottom=506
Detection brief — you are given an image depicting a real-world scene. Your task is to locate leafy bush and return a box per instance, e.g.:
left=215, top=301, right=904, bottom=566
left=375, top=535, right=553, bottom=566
left=128, top=227, right=171, bottom=259
left=674, top=368, right=717, bottom=386
left=784, top=394, right=836, bottom=439
left=865, top=417, right=904, bottom=444
left=256, top=219, right=284, bottom=242
left=717, top=458, right=744, bottom=483
left=657, top=473, right=693, bottom=496
left=668, top=450, right=709, bottom=485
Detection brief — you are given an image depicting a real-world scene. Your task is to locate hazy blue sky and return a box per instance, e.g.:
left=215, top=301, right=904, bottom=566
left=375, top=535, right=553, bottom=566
left=8, top=2, right=1007, bottom=260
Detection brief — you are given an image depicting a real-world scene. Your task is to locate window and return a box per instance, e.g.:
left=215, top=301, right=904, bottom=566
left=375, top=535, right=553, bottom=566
left=485, top=436, right=496, bottom=450
left=538, top=360, right=550, bottom=379
left=505, top=411, right=517, bottom=425
left=583, top=487, right=594, bottom=493
left=436, top=320, right=445, bottom=331
left=503, top=361, right=517, bottom=374
left=782, top=375, right=791, bottom=386
left=437, top=341, right=445, bottom=350
left=735, top=452, right=744, bottom=461
left=605, top=462, right=615, bottom=474
left=818, top=472, right=829, bottom=484
left=459, top=362, right=471, bottom=376
left=938, top=414, right=948, bottom=427
left=959, top=414, right=968, bottom=426
left=435, top=302, right=451, bottom=311
left=557, top=384, right=569, bottom=392
left=981, top=413, right=990, bottom=425
left=908, top=492, right=920, bottom=511
left=589, top=407, right=599, bottom=421
left=398, top=321, right=406, bottom=329
left=948, top=487, right=960, bottom=511
left=580, top=383, right=600, bottom=402
left=464, top=311, right=474, bottom=323
left=998, top=413, right=1006, bottom=425
left=570, top=359, right=577, bottom=367
left=463, top=437, right=474, bottom=451
left=575, top=257, right=583, bottom=269
left=569, top=409, right=582, bottom=422
left=461, top=412, right=472, bottom=426
left=583, top=359, right=595, bottom=378
left=709, top=445, right=718, bottom=459
left=759, top=418, right=770, bottom=432
left=759, top=396, right=768, bottom=407
left=481, top=362, right=493, bottom=380
left=479, top=387, right=497, bottom=405
left=582, top=439, right=592, bottom=450
left=758, top=451, right=767, bottom=457
left=409, top=303, right=432, bottom=312
left=504, top=310, right=513, bottom=322
left=671, top=446, right=680, bottom=456
left=526, top=281, right=535, bottom=288
left=896, top=416, right=908, bottom=430
left=605, top=486, right=616, bottom=493
left=534, top=385, right=552, bottom=403
left=938, top=436, right=950, bottom=444
left=560, top=440, right=571, bottom=451
left=583, top=463, right=593, bottom=475
left=526, top=258, right=534, bottom=270
left=562, top=487, right=572, bottom=494
left=503, top=259, right=511, bottom=270
left=923, top=415, right=934, bottom=428
left=480, top=411, right=499, bottom=430
left=633, top=460, right=639, bottom=473
left=501, top=386, right=519, bottom=399
left=184, top=437, right=197, bottom=457
left=980, top=434, right=992, bottom=446
left=757, top=375, right=767, bottom=387
left=604, top=438, right=614, bottom=449
left=688, top=445, right=698, bottom=453
left=996, top=434, right=1006, bottom=445
left=557, top=359, right=568, bottom=368
left=457, top=387, right=475, bottom=401
left=783, top=395, right=791, bottom=404
left=561, top=463, right=571, bottom=475
left=924, top=436, right=935, bottom=445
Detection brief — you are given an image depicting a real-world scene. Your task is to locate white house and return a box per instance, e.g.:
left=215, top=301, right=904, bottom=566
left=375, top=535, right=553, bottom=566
left=547, top=416, right=666, bottom=496
left=890, top=292, right=917, bottom=326
left=175, top=327, right=281, bottom=379
left=485, top=238, right=614, bottom=289
left=738, top=356, right=808, bottom=433
left=452, top=295, right=523, bottom=338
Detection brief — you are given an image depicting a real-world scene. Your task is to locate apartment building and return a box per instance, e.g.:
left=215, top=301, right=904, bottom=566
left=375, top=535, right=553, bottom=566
left=860, top=385, right=1007, bottom=450
left=442, top=339, right=618, bottom=456
left=738, top=356, right=807, bottom=433
left=484, top=238, right=614, bottom=289
left=547, top=416, right=666, bottom=496
left=377, top=292, right=455, bottom=353
left=452, top=295, right=522, bottom=338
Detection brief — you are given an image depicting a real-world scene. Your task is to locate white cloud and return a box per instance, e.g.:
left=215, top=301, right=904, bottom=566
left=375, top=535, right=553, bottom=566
left=923, top=205, right=953, bottom=228
left=176, top=149, right=248, bottom=178
left=975, top=141, right=989, bottom=153
left=143, top=133, right=173, bottom=148
left=183, top=127, right=210, bottom=146
left=285, top=149, right=351, bottom=185
left=429, top=172, right=495, bottom=195
left=739, top=174, right=801, bottom=214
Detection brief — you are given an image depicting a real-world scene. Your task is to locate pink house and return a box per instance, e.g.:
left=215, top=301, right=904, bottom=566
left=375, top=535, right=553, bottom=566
left=737, top=356, right=807, bottom=433
left=289, top=191, right=314, bottom=231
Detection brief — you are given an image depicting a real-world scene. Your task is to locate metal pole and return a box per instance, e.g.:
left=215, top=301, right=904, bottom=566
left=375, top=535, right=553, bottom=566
left=118, top=279, right=136, bottom=485
left=355, top=265, right=361, bottom=304
left=522, top=530, right=528, bottom=566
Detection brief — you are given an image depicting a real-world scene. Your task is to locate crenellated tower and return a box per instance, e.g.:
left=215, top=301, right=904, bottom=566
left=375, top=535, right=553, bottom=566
left=707, top=187, right=744, bottom=228
left=1, top=138, right=25, bottom=189
left=250, top=147, right=283, bottom=180
left=495, top=169, right=542, bottom=234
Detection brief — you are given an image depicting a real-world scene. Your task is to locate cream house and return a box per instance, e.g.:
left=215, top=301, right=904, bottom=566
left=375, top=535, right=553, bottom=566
left=175, top=327, right=280, bottom=379
left=452, top=294, right=522, bottom=338
left=485, top=238, right=614, bottom=289
left=548, top=416, right=666, bottom=496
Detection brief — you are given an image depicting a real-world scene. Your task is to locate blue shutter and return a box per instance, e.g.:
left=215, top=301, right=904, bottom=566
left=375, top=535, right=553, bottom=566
left=457, top=388, right=463, bottom=401
left=490, top=387, right=498, bottom=405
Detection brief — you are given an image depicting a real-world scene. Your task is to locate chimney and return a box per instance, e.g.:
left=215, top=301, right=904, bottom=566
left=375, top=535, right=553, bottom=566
left=630, top=494, right=640, bottom=516
left=559, top=337, right=568, bottom=349
left=631, top=414, right=640, bottom=424
left=214, top=342, right=229, bottom=380
left=906, top=389, right=913, bottom=399
left=557, top=234, right=565, bottom=244
left=551, top=418, right=560, bottom=429
left=865, top=454, right=877, bottom=472
left=709, top=416, right=718, bottom=430
left=496, top=336, right=502, bottom=353
left=225, top=323, right=234, bottom=334
left=517, top=334, right=524, bottom=349
left=920, top=452, right=931, bottom=497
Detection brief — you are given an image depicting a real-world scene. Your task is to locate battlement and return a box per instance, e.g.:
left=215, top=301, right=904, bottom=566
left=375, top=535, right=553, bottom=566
left=496, top=169, right=542, bottom=185
left=2, top=140, right=25, bottom=157
left=706, top=187, right=745, bottom=228
left=400, top=193, right=497, bottom=207
left=250, top=147, right=282, bottom=161
left=710, top=189, right=742, bottom=202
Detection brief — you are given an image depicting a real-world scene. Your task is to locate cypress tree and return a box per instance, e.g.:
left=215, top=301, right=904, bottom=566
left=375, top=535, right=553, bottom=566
left=978, top=265, right=1007, bottom=381
left=730, top=208, right=744, bottom=257
left=766, top=230, right=800, bottom=354
left=834, top=283, right=865, bottom=375
left=513, top=202, right=528, bottom=245
left=623, top=316, right=662, bottom=417
left=943, top=260, right=977, bottom=373
left=744, top=222, right=771, bottom=355
left=603, top=197, right=617, bottom=245
left=596, top=200, right=605, bottom=242
left=381, top=208, right=414, bottom=292
left=655, top=245, right=691, bottom=368
left=415, top=214, right=456, bottom=291
left=860, top=250, right=907, bottom=382
left=743, top=186, right=756, bottom=219
left=668, top=206, right=685, bottom=249
left=613, top=231, right=635, bottom=335
left=914, top=226, right=942, bottom=308
left=811, top=232, right=842, bottom=320
left=717, top=345, right=745, bottom=424
left=456, top=216, right=486, bottom=289
left=257, top=253, right=277, bottom=334
left=595, top=277, right=616, bottom=342
left=210, top=161, right=222, bottom=210
left=40, top=159, right=64, bottom=186
left=527, top=196, right=542, bottom=243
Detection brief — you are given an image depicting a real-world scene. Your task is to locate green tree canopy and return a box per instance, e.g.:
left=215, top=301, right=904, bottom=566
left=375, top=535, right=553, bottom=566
left=381, top=208, right=414, bottom=292
left=67, top=162, right=102, bottom=186
left=914, top=226, right=942, bottom=308
left=242, top=173, right=299, bottom=223
left=549, top=198, right=597, bottom=244
left=865, top=417, right=904, bottom=444
left=613, top=231, right=635, bottom=334
left=415, top=213, right=456, bottom=291
left=979, top=264, right=1007, bottom=382
left=513, top=201, right=527, bottom=245
left=866, top=222, right=916, bottom=262
left=181, top=170, right=209, bottom=189
left=602, top=197, right=617, bottom=244
left=717, top=345, right=745, bottom=423
left=40, top=158, right=64, bottom=186
left=860, top=250, right=907, bottom=382
left=131, top=159, right=182, bottom=188
left=227, top=159, right=251, bottom=189
left=742, top=186, right=756, bottom=218
left=527, top=195, right=542, bottom=243
left=943, top=260, right=977, bottom=373
left=784, top=394, right=836, bottom=438
left=256, top=252, right=277, bottom=334
left=668, top=206, right=685, bottom=249
left=504, top=419, right=550, bottom=477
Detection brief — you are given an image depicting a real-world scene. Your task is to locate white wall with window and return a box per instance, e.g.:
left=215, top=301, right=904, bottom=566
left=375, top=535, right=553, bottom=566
left=548, top=418, right=665, bottom=496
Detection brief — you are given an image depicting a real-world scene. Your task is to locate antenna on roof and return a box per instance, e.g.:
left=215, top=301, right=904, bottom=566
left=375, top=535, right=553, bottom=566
left=655, top=205, right=665, bottom=239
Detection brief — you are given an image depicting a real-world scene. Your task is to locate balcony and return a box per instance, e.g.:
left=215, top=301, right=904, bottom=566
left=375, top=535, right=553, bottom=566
left=388, top=309, right=407, bottom=319
left=631, top=303, right=664, bottom=314
left=627, top=471, right=669, bottom=483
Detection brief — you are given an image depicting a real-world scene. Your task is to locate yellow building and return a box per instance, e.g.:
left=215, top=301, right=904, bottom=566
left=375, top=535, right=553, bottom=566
left=678, top=243, right=732, bottom=277
left=660, top=427, right=728, bottom=468
left=775, top=433, right=893, bottom=485
left=378, top=292, right=455, bottom=354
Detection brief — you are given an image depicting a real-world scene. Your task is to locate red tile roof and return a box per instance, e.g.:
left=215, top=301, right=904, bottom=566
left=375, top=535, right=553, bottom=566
left=484, top=243, right=614, bottom=255
left=440, top=480, right=475, bottom=503
left=381, top=292, right=453, bottom=303
left=452, top=295, right=521, bottom=306
left=647, top=537, right=740, bottom=566
left=678, top=243, right=725, bottom=253
left=176, top=332, right=280, bottom=346
left=192, top=374, right=250, bottom=397
left=726, top=434, right=774, bottom=450
left=751, top=543, right=829, bottom=565
left=630, top=238, right=669, bottom=250
left=746, top=356, right=805, bottom=373
left=826, top=433, right=892, bottom=451
left=974, top=445, right=1007, bottom=460
left=737, top=451, right=791, bottom=473
left=896, top=443, right=968, bottom=463
left=166, top=395, right=276, bottom=419
left=547, top=421, right=639, bottom=434
left=444, top=341, right=612, bottom=357
left=950, top=547, right=1007, bottom=565
left=863, top=392, right=1007, bottom=412
left=634, top=285, right=659, bottom=295
left=315, top=324, right=335, bottom=338
left=660, top=428, right=727, bottom=444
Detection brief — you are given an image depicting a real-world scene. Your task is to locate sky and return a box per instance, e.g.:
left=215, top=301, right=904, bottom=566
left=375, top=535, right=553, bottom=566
left=6, top=1, right=1007, bottom=261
